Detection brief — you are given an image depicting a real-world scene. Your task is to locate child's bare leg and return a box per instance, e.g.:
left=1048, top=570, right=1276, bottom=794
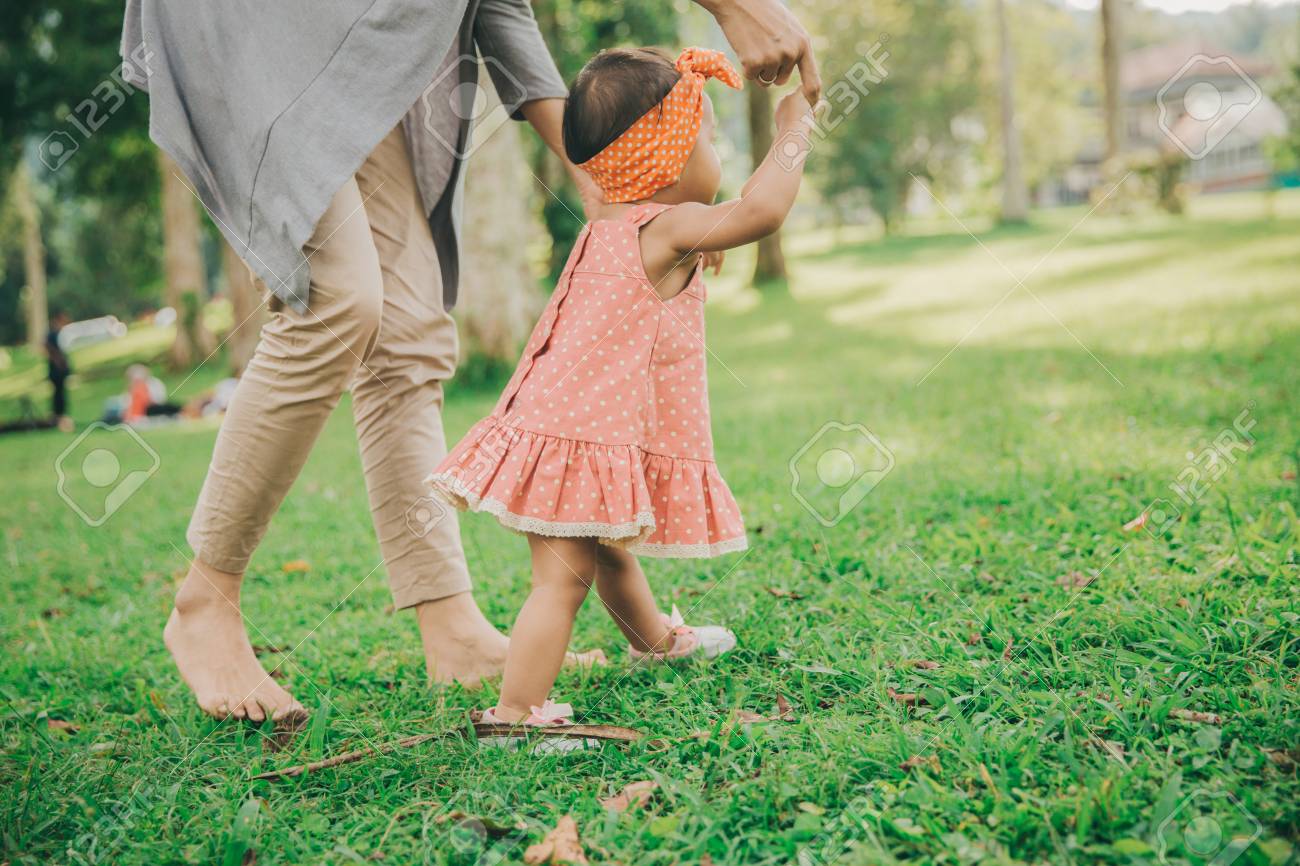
left=594, top=546, right=674, bottom=654
left=495, top=535, right=598, bottom=722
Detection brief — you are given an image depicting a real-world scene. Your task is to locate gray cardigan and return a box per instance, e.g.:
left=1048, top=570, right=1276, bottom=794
left=121, top=0, right=566, bottom=312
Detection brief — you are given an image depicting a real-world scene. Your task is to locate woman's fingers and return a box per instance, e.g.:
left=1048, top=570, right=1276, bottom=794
left=797, top=47, right=822, bottom=105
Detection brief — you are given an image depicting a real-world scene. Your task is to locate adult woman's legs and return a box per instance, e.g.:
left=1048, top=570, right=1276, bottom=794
left=349, top=125, right=509, bottom=685
left=167, top=176, right=384, bottom=722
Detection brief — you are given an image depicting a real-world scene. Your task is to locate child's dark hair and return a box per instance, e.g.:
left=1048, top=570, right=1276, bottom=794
left=563, top=48, right=682, bottom=165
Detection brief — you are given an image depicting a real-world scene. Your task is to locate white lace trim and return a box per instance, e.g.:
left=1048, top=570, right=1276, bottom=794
left=428, top=471, right=748, bottom=559
left=428, top=472, right=656, bottom=542
left=627, top=536, right=749, bottom=559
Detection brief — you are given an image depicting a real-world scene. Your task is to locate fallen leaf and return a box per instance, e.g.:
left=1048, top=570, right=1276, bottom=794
left=1168, top=708, right=1222, bottom=725
left=887, top=687, right=924, bottom=706
left=765, top=587, right=805, bottom=600
left=1282, top=470, right=1296, bottom=481
left=1056, top=571, right=1095, bottom=590
left=735, top=710, right=767, bottom=724
left=46, top=718, right=79, bottom=734
left=774, top=694, right=797, bottom=722
left=252, top=644, right=287, bottom=655
left=41, top=607, right=66, bottom=619
left=435, top=812, right=526, bottom=835
left=600, top=780, right=657, bottom=812
left=1265, top=748, right=1297, bottom=769
left=524, top=815, right=587, bottom=865
left=1122, top=512, right=1148, bottom=532
left=900, top=754, right=940, bottom=772
left=281, top=560, right=311, bottom=574
left=978, top=763, right=1000, bottom=798
left=965, top=633, right=982, bottom=646
left=1087, top=737, right=1127, bottom=762
left=1002, top=640, right=1014, bottom=662
left=903, top=659, right=940, bottom=670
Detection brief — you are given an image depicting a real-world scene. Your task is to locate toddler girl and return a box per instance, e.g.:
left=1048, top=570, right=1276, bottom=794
left=429, top=46, right=813, bottom=730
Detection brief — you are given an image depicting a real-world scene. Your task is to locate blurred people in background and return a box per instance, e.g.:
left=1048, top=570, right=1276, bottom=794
left=45, top=310, right=74, bottom=432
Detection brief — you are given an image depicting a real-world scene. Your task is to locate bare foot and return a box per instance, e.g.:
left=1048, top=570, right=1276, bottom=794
left=565, top=648, right=609, bottom=670
left=164, top=561, right=307, bottom=724
left=416, top=593, right=510, bottom=688
left=415, top=592, right=607, bottom=687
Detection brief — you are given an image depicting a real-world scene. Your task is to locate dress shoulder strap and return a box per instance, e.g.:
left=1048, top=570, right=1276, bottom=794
left=623, top=202, right=675, bottom=228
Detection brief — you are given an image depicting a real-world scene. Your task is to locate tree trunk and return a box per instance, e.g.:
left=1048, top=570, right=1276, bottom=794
left=220, top=240, right=266, bottom=376
left=457, top=75, right=543, bottom=361
left=157, top=149, right=214, bottom=370
left=12, top=163, right=48, bottom=351
left=1100, top=0, right=1124, bottom=162
left=747, top=83, right=787, bottom=285
left=995, top=0, right=1029, bottom=222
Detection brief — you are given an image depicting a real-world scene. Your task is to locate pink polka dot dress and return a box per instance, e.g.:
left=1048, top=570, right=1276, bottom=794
left=428, top=203, right=747, bottom=557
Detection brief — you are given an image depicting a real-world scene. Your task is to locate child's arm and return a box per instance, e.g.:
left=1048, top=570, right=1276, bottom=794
left=653, top=90, right=815, bottom=255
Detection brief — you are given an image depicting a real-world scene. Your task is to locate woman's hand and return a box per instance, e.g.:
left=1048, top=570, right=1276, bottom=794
left=702, top=250, right=725, bottom=276
left=699, top=0, right=821, bottom=104
left=571, top=167, right=608, bottom=222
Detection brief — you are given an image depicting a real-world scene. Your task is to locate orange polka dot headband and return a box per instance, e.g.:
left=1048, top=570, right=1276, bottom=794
left=579, top=47, right=743, bottom=204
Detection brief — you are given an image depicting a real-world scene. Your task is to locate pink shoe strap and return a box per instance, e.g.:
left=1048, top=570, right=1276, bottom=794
left=482, top=699, right=574, bottom=727
left=630, top=606, right=699, bottom=660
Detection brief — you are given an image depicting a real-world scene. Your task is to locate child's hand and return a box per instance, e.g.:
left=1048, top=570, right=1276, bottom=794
left=774, top=89, right=815, bottom=131
left=702, top=250, right=725, bottom=276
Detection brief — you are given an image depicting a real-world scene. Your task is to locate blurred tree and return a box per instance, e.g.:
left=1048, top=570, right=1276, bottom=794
left=0, top=0, right=161, bottom=338
left=1100, top=0, right=1124, bottom=162
left=158, top=149, right=214, bottom=369
left=1269, top=44, right=1300, bottom=174
left=458, top=75, right=544, bottom=362
left=220, top=241, right=266, bottom=376
left=747, top=84, right=787, bottom=285
left=807, top=0, right=978, bottom=231
left=977, top=0, right=1090, bottom=204
left=994, top=0, right=1028, bottom=222
left=9, top=163, right=48, bottom=349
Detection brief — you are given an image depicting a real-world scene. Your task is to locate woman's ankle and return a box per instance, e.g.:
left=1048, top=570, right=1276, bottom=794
left=415, top=591, right=506, bottom=644
left=173, top=560, right=243, bottom=613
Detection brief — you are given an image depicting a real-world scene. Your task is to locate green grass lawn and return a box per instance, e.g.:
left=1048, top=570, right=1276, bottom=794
left=2, top=191, right=1298, bottom=865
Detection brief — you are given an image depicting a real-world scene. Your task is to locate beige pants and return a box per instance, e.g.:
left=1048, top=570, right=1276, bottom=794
left=189, top=125, right=470, bottom=609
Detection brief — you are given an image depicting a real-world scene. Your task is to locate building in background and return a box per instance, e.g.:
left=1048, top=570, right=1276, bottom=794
left=1043, top=41, right=1288, bottom=204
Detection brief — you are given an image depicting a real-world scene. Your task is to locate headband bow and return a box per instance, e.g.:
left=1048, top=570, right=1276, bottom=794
left=579, top=47, right=743, bottom=204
